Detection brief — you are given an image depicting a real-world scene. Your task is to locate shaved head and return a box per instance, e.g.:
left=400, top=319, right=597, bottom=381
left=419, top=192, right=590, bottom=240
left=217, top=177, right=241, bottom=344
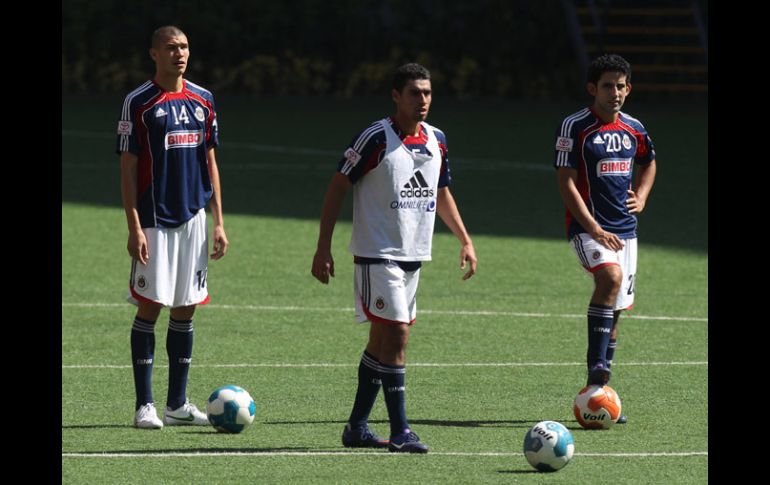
left=152, top=26, right=186, bottom=48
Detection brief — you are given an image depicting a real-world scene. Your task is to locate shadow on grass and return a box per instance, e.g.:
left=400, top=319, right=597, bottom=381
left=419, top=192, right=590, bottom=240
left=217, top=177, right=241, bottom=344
left=65, top=446, right=321, bottom=454
left=263, top=418, right=551, bottom=429
left=62, top=424, right=134, bottom=430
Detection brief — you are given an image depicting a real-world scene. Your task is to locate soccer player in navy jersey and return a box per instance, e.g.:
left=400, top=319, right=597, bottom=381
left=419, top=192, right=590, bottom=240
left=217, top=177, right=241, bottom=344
left=311, top=63, right=477, bottom=453
left=554, top=54, right=657, bottom=424
left=117, top=26, right=228, bottom=429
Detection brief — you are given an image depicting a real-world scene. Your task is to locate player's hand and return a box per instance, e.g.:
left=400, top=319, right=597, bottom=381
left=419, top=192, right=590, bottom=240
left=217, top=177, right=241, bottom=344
left=211, top=225, right=229, bottom=260
left=626, top=189, right=647, bottom=215
left=459, top=242, right=477, bottom=280
left=593, top=229, right=624, bottom=252
left=127, top=230, right=149, bottom=265
left=311, top=248, right=335, bottom=284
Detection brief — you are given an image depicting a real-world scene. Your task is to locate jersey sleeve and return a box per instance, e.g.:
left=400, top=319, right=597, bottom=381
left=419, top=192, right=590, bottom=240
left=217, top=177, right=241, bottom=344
left=634, top=130, right=655, bottom=165
left=434, top=128, right=451, bottom=187
left=553, top=121, right=579, bottom=170
left=205, top=94, right=219, bottom=149
left=116, top=96, right=140, bottom=156
left=337, top=124, right=386, bottom=184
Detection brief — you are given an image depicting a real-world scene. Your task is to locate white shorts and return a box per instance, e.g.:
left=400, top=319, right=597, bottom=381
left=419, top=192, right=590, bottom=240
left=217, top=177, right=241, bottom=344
left=127, top=208, right=210, bottom=308
left=354, top=261, right=420, bottom=325
left=570, top=233, right=637, bottom=311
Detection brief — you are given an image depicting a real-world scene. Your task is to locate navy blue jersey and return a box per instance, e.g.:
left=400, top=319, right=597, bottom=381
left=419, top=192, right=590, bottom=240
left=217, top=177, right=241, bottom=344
left=337, top=117, right=451, bottom=187
left=554, top=108, right=655, bottom=239
left=116, top=79, right=218, bottom=228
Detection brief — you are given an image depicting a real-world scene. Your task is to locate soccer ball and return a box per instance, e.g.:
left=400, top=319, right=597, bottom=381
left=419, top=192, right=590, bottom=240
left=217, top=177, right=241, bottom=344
left=523, top=420, right=575, bottom=472
left=206, top=385, right=256, bottom=433
left=573, top=384, right=622, bottom=430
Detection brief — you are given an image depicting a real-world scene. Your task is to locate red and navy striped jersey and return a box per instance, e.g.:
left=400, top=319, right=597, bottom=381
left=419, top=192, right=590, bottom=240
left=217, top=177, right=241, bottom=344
left=554, top=108, right=655, bottom=239
left=337, top=117, right=450, bottom=186
left=116, top=79, right=218, bottom=228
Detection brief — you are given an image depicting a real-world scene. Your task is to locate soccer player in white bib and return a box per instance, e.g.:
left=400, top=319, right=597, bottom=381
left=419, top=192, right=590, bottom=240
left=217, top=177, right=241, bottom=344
left=117, top=26, right=229, bottom=429
left=311, top=63, right=477, bottom=453
left=554, top=54, right=657, bottom=424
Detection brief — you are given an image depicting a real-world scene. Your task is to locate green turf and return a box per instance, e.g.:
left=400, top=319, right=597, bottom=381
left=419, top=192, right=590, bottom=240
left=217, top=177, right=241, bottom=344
left=62, top=96, right=707, bottom=483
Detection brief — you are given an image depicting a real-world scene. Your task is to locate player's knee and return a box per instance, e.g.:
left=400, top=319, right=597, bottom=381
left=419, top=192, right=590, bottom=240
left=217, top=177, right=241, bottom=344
left=595, top=265, right=623, bottom=287
left=381, top=322, right=409, bottom=349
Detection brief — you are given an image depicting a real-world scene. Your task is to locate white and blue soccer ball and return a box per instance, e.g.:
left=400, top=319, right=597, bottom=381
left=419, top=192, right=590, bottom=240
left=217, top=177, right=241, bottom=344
left=523, top=420, right=575, bottom=472
left=206, top=385, right=256, bottom=433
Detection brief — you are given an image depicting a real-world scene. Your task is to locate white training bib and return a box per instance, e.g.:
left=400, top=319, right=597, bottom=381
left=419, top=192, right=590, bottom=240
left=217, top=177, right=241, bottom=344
left=349, top=119, right=442, bottom=261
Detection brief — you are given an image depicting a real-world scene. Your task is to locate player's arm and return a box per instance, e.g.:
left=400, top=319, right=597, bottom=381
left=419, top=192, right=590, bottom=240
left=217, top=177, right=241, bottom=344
left=556, top=167, right=624, bottom=251
left=627, top=159, right=657, bottom=215
left=436, top=187, right=477, bottom=280
left=311, top=172, right=351, bottom=284
left=207, top=147, right=228, bottom=260
left=120, top=151, right=149, bottom=265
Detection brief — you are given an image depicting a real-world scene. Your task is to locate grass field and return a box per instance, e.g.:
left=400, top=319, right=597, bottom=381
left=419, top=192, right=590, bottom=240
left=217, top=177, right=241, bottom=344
left=62, top=95, right=707, bottom=483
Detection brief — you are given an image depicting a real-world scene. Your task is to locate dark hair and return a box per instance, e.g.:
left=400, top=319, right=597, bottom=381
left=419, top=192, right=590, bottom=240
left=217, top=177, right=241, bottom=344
left=392, top=63, right=431, bottom=92
left=152, top=25, right=186, bottom=48
left=587, top=54, right=631, bottom=85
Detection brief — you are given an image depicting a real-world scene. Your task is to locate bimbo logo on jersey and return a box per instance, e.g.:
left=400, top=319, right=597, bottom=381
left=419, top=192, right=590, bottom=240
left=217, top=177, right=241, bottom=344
left=165, top=130, right=204, bottom=149
left=596, top=158, right=632, bottom=177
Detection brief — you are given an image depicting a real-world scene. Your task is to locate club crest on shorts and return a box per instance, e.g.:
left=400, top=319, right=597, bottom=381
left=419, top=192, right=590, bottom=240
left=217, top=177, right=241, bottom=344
left=374, top=296, right=386, bottom=312
left=592, top=251, right=601, bottom=261
left=137, top=275, right=147, bottom=290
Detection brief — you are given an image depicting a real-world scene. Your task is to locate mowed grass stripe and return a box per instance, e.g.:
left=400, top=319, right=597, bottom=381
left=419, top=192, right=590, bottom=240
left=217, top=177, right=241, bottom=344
left=62, top=451, right=708, bottom=458
left=62, top=361, right=707, bottom=369
left=61, top=302, right=708, bottom=322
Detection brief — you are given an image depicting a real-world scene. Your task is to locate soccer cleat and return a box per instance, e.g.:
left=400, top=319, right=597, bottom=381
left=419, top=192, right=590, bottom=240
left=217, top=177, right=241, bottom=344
left=163, top=399, right=209, bottom=425
left=342, top=423, right=389, bottom=448
left=587, top=362, right=612, bottom=386
left=388, top=429, right=428, bottom=453
left=616, top=414, right=627, bottom=424
left=134, top=403, right=164, bottom=429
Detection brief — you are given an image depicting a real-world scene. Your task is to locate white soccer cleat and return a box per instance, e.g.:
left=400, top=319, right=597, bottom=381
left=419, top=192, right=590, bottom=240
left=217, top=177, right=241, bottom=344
left=163, top=399, right=209, bottom=425
left=134, top=403, right=164, bottom=429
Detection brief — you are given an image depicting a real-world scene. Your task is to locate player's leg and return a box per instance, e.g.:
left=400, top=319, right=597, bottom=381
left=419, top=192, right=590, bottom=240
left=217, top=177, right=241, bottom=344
left=161, top=304, right=204, bottom=424
left=371, top=265, right=427, bottom=453
left=586, top=264, right=622, bottom=384
left=609, top=312, right=627, bottom=423
left=572, top=233, right=622, bottom=386
left=609, top=238, right=636, bottom=424
left=131, top=300, right=163, bottom=428
left=343, top=263, right=391, bottom=448
left=162, top=209, right=210, bottom=425
left=608, top=312, right=620, bottom=368
left=342, top=317, right=389, bottom=448
left=370, top=320, right=410, bottom=436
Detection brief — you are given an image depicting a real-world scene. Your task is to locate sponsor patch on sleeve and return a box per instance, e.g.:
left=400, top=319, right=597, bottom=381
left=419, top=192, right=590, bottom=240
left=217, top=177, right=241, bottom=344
left=344, top=148, right=362, bottom=167
left=117, top=120, right=133, bottom=135
left=555, top=136, right=573, bottom=152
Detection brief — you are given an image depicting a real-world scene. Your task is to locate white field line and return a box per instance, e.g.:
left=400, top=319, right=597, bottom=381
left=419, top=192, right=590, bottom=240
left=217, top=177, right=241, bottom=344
left=62, top=361, right=707, bottom=370
left=61, top=302, right=708, bottom=323
left=61, top=450, right=708, bottom=458
left=61, top=130, right=549, bottom=172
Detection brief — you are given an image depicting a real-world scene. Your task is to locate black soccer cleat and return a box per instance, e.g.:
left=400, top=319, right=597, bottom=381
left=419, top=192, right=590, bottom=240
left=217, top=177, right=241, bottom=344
left=616, top=414, right=627, bottom=424
left=388, top=429, right=428, bottom=453
left=587, top=362, right=612, bottom=386
left=342, top=423, right=389, bottom=448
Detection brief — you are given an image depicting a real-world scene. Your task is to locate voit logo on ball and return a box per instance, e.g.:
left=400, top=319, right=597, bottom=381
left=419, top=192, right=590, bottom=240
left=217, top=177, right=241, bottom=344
left=390, top=170, right=435, bottom=212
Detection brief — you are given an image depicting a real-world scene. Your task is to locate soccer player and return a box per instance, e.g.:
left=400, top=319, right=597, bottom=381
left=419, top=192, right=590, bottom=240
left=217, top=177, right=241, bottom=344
left=117, top=26, right=228, bottom=429
left=554, top=54, right=657, bottom=424
left=311, top=63, right=477, bottom=453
